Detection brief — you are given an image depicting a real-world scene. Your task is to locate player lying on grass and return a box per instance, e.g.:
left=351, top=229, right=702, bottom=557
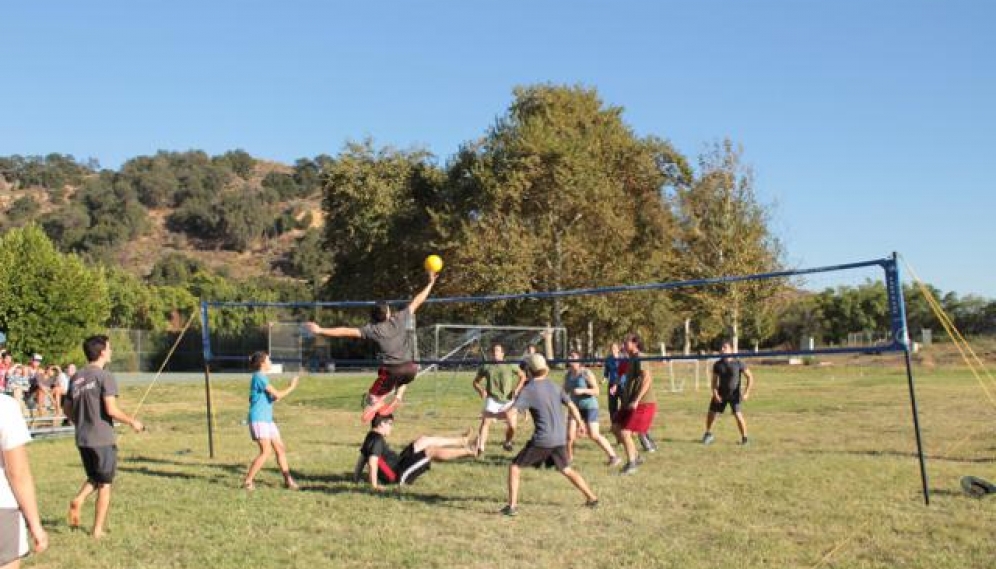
left=354, top=414, right=477, bottom=490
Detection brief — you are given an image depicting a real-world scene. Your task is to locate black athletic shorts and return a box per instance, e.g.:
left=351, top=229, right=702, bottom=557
left=78, top=445, right=117, bottom=485
left=369, top=362, right=420, bottom=397
left=709, top=391, right=742, bottom=414
left=395, top=443, right=431, bottom=486
left=513, top=442, right=570, bottom=472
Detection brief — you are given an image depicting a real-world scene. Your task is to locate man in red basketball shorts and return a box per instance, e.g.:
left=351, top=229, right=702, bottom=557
left=611, top=333, right=657, bottom=475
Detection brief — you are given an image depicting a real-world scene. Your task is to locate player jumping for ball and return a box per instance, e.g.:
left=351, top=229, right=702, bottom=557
left=305, top=270, right=437, bottom=422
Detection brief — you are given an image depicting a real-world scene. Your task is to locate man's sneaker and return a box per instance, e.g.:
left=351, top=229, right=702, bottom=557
left=501, top=440, right=515, bottom=452
left=701, top=432, right=715, bottom=445
left=606, top=456, right=622, bottom=468
left=740, top=436, right=750, bottom=446
left=584, top=499, right=599, bottom=509
left=500, top=505, right=518, bottom=517
left=621, top=462, right=638, bottom=475
left=639, top=433, right=658, bottom=452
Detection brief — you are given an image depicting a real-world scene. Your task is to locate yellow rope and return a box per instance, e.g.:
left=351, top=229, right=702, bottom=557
left=901, top=257, right=996, bottom=409
left=132, top=311, right=199, bottom=418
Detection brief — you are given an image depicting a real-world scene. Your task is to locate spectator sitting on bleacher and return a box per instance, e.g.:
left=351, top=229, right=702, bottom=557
left=46, top=365, right=66, bottom=415
left=5, top=364, right=30, bottom=415
left=25, top=355, right=47, bottom=414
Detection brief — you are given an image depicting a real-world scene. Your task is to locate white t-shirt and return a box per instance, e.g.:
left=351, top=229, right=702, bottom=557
left=1, top=394, right=32, bottom=508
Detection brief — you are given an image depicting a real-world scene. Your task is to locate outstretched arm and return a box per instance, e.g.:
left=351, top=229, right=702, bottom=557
left=303, top=322, right=362, bottom=339
left=265, top=376, right=300, bottom=402
left=407, top=271, right=438, bottom=315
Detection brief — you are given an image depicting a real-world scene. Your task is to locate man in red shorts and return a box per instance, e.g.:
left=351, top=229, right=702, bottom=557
left=611, top=333, right=657, bottom=475
left=305, top=270, right=437, bottom=422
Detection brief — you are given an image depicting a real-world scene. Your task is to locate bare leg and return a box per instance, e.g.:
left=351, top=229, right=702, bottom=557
left=705, top=410, right=718, bottom=432
left=244, top=439, right=272, bottom=486
left=620, top=429, right=638, bottom=463
left=92, top=484, right=112, bottom=539
left=412, top=435, right=467, bottom=453
left=504, top=409, right=517, bottom=446
left=566, top=419, right=578, bottom=462
left=477, top=417, right=493, bottom=453
left=69, top=480, right=96, bottom=528
left=733, top=412, right=747, bottom=438
left=507, top=463, right=521, bottom=508
left=424, top=446, right=475, bottom=461
left=272, top=439, right=297, bottom=488
left=561, top=467, right=597, bottom=501
left=587, top=422, right=617, bottom=460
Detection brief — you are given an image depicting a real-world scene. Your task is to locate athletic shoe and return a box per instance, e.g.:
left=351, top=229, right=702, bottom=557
left=621, top=462, right=638, bottom=475
left=500, top=505, right=518, bottom=517
left=501, top=440, right=515, bottom=452
left=639, top=433, right=658, bottom=452
left=606, top=456, right=622, bottom=468
left=701, top=432, right=715, bottom=445
left=739, top=437, right=750, bottom=447
left=584, top=499, right=600, bottom=509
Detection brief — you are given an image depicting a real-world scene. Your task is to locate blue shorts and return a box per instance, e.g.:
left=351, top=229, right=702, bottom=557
left=577, top=407, right=599, bottom=423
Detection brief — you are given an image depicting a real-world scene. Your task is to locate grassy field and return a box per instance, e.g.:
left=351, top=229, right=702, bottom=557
left=19, top=358, right=996, bottom=568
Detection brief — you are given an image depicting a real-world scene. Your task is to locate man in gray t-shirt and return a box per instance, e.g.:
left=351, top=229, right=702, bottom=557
left=501, top=354, right=599, bottom=517
left=305, top=271, right=437, bottom=422
left=62, top=334, right=143, bottom=539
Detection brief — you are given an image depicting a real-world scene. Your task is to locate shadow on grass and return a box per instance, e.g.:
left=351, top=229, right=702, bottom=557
left=802, top=448, right=996, bottom=464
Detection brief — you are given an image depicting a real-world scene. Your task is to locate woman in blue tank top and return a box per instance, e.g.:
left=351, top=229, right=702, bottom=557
left=563, top=351, right=619, bottom=466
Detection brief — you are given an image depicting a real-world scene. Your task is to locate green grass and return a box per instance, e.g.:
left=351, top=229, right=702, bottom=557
left=22, top=360, right=996, bottom=568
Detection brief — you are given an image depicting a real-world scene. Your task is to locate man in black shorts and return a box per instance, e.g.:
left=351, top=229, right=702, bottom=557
left=305, top=270, right=437, bottom=422
left=63, top=335, right=144, bottom=539
left=355, top=414, right=477, bottom=490
left=702, top=341, right=754, bottom=446
left=501, top=354, right=598, bottom=516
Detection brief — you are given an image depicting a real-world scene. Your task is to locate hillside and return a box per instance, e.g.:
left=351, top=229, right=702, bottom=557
left=0, top=152, right=327, bottom=282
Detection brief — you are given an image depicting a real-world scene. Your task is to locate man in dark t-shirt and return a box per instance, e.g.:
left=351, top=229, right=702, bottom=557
left=305, top=271, right=437, bottom=422
left=63, top=335, right=143, bottom=539
left=702, top=341, right=754, bottom=446
left=355, top=414, right=475, bottom=490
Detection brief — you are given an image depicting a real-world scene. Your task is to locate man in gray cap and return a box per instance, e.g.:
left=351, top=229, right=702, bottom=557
left=500, top=353, right=598, bottom=516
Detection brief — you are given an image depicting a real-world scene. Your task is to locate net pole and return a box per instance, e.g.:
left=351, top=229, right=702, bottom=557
left=199, top=301, right=216, bottom=459
left=891, top=252, right=929, bottom=505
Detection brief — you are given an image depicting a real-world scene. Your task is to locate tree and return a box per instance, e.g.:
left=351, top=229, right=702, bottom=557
left=671, top=139, right=784, bottom=351
left=438, top=84, right=691, bottom=345
left=320, top=140, right=445, bottom=302
left=0, top=225, right=110, bottom=361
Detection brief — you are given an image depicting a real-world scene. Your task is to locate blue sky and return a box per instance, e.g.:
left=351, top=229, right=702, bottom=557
left=2, top=1, right=993, bottom=297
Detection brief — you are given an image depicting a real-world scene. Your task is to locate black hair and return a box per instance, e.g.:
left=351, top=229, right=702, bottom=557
left=371, top=413, right=395, bottom=429
left=370, top=303, right=390, bottom=324
left=624, top=333, right=644, bottom=351
left=249, top=351, right=268, bottom=371
left=82, top=335, right=110, bottom=363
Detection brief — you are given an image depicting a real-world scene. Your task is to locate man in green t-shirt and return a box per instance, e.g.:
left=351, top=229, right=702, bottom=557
left=472, top=343, right=526, bottom=455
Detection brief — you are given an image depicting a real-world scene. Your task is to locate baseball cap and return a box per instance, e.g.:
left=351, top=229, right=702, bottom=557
left=31, top=353, right=43, bottom=362
left=522, top=353, right=548, bottom=375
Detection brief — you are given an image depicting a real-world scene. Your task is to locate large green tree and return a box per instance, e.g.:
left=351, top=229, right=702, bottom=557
left=0, top=225, right=110, bottom=361
left=320, top=140, right=446, bottom=307
left=438, top=84, right=691, bottom=346
left=671, top=139, right=784, bottom=350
